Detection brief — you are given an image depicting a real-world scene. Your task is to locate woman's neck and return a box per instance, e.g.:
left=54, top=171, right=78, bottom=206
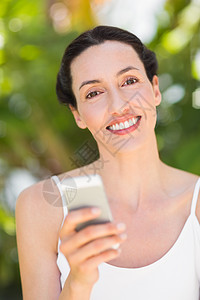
left=97, top=132, right=168, bottom=210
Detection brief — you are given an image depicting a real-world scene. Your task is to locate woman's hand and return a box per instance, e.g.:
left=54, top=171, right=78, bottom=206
left=59, top=207, right=127, bottom=288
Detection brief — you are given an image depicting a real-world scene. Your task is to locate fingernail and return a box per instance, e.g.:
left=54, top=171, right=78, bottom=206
left=91, top=207, right=101, bottom=215
left=112, top=243, right=120, bottom=250
left=119, top=233, right=127, bottom=240
left=116, top=223, right=126, bottom=230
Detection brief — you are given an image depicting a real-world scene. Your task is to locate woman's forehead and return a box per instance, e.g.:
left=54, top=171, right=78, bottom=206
left=71, top=41, right=144, bottom=83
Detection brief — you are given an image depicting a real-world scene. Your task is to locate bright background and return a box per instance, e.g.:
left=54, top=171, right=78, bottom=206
left=0, top=0, right=200, bottom=298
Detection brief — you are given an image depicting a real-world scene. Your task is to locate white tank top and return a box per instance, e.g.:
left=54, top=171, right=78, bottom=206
left=52, top=175, right=200, bottom=300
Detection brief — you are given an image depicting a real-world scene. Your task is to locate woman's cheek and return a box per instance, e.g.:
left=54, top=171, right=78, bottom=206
left=85, top=107, right=108, bottom=135
left=137, top=87, right=157, bottom=115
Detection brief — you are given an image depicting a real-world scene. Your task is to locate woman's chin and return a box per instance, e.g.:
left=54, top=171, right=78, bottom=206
left=97, top=134, right=146, bottom=158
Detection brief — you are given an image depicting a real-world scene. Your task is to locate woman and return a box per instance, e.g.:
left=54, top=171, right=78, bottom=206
left=16, top=26, right=200, bottom=299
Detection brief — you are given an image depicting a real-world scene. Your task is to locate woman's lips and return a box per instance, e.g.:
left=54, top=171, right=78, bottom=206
left=106, top=116, right=142, bottom=136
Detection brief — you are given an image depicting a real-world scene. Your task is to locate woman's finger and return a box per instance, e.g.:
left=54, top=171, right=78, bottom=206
left=76, top=248, right=122, bottom=274
left=59, top=207, right=101, bottom=237
left=60, top=222, right=126, bottom=254
left=67, top=233, right=127, bottom=265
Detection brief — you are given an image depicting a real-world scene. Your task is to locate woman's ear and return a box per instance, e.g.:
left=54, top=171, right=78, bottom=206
left=152, top=75, right=161, bottom=106
left=69, top=105, right=87, bottom=129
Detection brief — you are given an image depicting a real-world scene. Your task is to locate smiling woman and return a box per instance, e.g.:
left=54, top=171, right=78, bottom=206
left=15, top=26, right=200, bottom=300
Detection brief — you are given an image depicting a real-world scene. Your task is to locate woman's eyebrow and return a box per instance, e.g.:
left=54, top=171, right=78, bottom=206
left=79, top=79, right=100, bottom=90
left=116, top=66, right=139, bottom=77
left=79, top=66, right=139, bottom=90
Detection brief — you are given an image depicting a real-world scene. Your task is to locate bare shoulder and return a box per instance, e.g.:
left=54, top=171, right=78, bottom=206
left=162, top=163, right=199, bottom=188
left=15, top=162, right=96, bottom=240
left=16, top=177, right=64, bottom=253
left=162, top=162, right=200, bottom=221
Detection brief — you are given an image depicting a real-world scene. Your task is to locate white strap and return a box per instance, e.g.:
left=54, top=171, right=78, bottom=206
left=191, top=177, right=200, bottom=215
left=51, top=175, right=68, bottom=223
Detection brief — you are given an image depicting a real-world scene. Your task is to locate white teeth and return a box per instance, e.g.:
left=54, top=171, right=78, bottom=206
left=124, top=121, right=129, bottom=128
left=132, top=117, right=136, bottom=125
left=115, top=123, right=120, bottom=130
left=108, top=116, right=140, bottom=131
left=129, top=119, right=133, bottom=126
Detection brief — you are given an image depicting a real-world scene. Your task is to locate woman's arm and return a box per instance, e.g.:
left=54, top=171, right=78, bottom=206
left=15, top=181, right=63, bottom=300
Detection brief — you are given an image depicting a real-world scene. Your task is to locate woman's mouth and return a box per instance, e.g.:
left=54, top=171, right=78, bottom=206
left=106, top=116, right=141, bottom=135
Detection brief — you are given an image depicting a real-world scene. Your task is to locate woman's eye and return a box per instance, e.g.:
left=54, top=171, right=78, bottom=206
left=123, top=78, right=137, bottom=86
left=86, top=91, right=101, bottom=99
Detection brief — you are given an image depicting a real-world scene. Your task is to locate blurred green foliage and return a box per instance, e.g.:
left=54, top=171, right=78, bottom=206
left=0, top=206, right=20, bottom=299
left=0, top=0, right=199, bottom=298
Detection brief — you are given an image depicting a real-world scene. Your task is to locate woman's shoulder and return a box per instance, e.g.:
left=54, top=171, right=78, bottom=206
left=16, top=176, right=62, bottom=218
left=15, top=177, right=63, bottom=253
left=162, top=162, right=199, bottom=189
left=16, top=164, right=93, bottom=207
left=15, top=166, right=83, bottom=253
left=16, top=164, right=95, bottom=233
left=162, top=163, right=200, bottom=219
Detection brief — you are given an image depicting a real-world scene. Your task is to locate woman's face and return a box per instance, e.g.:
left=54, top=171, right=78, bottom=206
left=70, top=41, right=161, bottom=155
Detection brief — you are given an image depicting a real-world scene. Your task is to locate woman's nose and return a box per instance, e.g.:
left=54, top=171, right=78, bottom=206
left=107, top=89, right=131, bottom=115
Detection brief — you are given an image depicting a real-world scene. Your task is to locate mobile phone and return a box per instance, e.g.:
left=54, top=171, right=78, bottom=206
left=60, top=174, right=113, bottom=232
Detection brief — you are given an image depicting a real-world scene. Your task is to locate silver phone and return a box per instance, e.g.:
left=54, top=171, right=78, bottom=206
left=60, top=174, right=113, bottom=231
